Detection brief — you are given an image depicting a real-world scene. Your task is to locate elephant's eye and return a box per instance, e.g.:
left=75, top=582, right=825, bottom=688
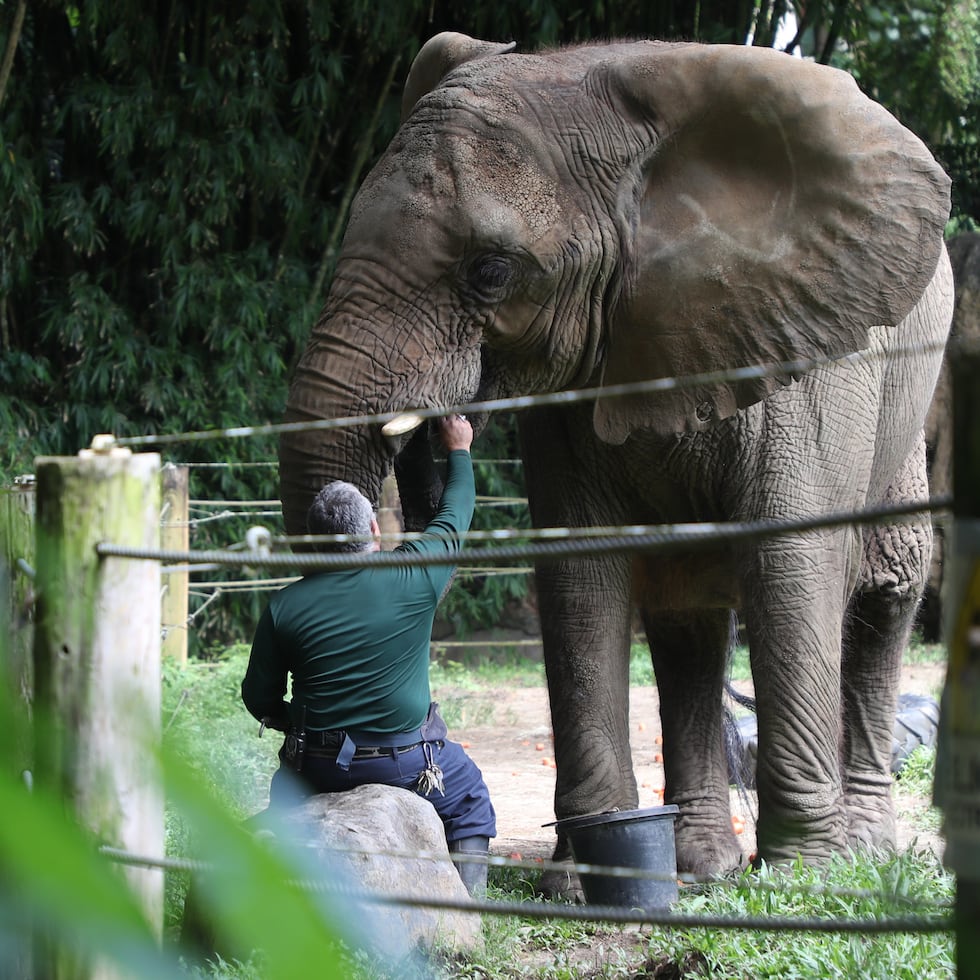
left=466, top=254, right=517, bottom=297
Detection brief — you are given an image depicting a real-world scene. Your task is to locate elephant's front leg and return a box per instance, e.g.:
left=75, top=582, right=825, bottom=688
left=536, top=552, right=637, bottom=894
left=643, top=606, right=744, bottom=876
left=741, top=531, right=855, bottom=863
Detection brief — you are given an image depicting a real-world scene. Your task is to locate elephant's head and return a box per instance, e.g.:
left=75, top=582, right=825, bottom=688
left=279, top=32, right=950, bottom=534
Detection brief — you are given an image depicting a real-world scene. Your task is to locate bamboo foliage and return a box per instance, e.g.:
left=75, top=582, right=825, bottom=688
left=0, top=0, right=974, bottom=643
left=0, top=0, right=974, bottom=477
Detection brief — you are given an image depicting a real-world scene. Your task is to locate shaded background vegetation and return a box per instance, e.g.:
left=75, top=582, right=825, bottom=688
left=1, top=0, right=977, bottom=643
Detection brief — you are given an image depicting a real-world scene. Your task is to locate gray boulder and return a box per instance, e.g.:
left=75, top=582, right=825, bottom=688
left=253, top=784, right=483, bottom=959
left=182, top=784, right=482, bottom=965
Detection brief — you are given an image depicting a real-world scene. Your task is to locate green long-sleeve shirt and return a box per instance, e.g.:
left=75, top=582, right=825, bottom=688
left=241, top=450, right=474, bottom=734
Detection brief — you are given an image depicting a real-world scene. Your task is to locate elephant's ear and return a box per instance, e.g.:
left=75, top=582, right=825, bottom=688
left=401, top=32, right=516, bottom=122
left=593, top=43, right=951, bottom=445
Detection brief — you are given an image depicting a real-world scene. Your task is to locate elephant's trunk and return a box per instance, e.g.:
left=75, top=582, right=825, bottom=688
left=280, top=402, right=450, bottom=538
left=278, top=305, right=482, bottom=537
left=278, top=330, right=396, bottom=536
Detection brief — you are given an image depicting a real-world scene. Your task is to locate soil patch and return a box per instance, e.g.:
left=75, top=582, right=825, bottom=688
left=440, top=659, right=947, bottom=865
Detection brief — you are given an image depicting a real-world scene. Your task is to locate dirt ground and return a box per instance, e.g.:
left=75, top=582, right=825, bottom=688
left=444, top=659, right=948, bottom=866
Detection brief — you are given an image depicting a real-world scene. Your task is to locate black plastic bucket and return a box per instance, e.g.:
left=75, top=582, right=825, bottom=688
left=556, top=805, right=679, bottom=909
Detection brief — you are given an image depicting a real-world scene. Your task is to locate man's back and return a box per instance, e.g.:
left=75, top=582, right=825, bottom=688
left=242, top=446, right=475, bottom=734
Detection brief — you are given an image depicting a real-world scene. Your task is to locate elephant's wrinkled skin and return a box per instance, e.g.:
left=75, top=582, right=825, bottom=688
left=279, top=34, right=953, bottom=882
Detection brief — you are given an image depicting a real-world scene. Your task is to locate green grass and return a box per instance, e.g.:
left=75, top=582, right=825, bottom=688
left=429, top=650, right=546, bottom=689
left=316, top=849, right=953, bottom=980
left=162, top=644, right=278, bottom=820
left=648, top=849, right=953, bottom=979
left=904, top=638, right=948, bottom=666
left=162, top=645, right=280, bottom=943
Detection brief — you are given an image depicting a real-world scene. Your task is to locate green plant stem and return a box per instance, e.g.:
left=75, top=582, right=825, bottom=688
left=0, top=0, right=27, bottom=112
left=306, top=55, right=402, bottom=319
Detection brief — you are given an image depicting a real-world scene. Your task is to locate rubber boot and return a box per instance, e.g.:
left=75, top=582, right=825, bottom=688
left=449, top=836, right=490, bottom=897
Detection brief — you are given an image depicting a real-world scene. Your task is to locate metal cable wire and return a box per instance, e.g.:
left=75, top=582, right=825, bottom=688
left=111, top=340, right=946, bottom=450
left=96, top=845, right=951, bottom=932
left=189, top=576, right=301, bottom=591
left=190, top=499, right=283, bottom=507
left=178, top=459, right=525, bottom=468
left=98, top=497, right=948, bottom=570
left=168, top=497, right=525, bottom=526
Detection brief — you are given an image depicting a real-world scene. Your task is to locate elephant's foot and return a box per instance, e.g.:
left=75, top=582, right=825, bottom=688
left=538, top=862, right=586, bottom=903
left=754, top=802, right=849, bottom=866
left=844, top=785, right=897, bottom=854
left=673, top=811, right=745, bottom=877
left=537, top=841, right=585, bottom=903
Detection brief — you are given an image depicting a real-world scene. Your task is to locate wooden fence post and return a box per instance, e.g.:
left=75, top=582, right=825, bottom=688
left=935, top=336, right=980, bottom=979
left=160, top=464, right=189, bottom=663
left=0, top=475, right=36, bottom=777
left=0, top=475, right=36, bottom=979
left=33, top=445, right=163, bottom=974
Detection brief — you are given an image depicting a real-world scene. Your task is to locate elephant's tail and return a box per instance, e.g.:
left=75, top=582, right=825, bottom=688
left=723, top=683, right=758, bottom=821
left=725, top=683, right=756, bottom=713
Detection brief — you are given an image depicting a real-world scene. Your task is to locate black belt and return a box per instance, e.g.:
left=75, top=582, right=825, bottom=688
left=305, top=729, right=425, bottom=759
left=307, top=740, right=424, bottom=760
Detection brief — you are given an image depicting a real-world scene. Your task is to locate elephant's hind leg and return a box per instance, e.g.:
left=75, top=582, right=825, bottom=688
left=843, top=512, right=932, bottom=852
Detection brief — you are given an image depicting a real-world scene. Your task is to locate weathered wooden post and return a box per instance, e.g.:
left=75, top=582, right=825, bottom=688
left=0, top=474, right=36, bottom=777
left=935, top=336, right=980, bottom=979
left=33, top=442, right=164, bottom=976
left=0, top=474, right=37, bottom=979
left=160, top=463, right=189, bottom=663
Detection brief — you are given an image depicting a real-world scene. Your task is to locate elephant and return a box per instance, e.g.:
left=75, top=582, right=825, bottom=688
left=278, top=33, right=953, bottom=882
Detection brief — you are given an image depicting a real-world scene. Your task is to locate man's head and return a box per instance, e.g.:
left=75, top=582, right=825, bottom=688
left=306, top=481, right=378, bottom=552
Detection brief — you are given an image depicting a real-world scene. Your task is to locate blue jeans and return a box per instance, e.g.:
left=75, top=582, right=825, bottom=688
left=269, top=737, right=496, bottom=843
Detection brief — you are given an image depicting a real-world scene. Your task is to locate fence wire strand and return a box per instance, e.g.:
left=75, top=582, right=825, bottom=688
left=96, top=844, right=951, bottom=934
left=101, top=497, right=948, bottom=570
left=111, top=339, right=946, bottom=450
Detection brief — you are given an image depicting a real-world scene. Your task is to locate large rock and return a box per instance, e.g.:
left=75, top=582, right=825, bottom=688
left=252, top=784, right=483, bottom=959
left=182, top=784, right=482, bottom=965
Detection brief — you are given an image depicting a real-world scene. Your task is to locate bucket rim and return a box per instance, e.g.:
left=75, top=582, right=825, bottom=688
left=547, top=804, right=679, bottom=831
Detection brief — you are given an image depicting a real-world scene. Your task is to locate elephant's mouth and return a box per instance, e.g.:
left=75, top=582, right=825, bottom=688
left=392, top=421, right=445, bottom=532
left=389, top=409, right=489, bottom=531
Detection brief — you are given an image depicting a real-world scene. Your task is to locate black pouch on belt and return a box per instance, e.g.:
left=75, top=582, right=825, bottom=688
left=282, top=731, right=306, bottom=772
left=420, top=702, right=448, bottom=742
left=415, top=702, right=448, bottom=796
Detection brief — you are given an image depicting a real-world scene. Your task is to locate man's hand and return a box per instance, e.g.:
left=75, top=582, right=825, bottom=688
left=439, top=413, right=473, bottom=452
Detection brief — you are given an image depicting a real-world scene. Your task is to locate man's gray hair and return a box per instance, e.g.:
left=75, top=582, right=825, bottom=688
left=306, top=481, right=375, bottom=552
